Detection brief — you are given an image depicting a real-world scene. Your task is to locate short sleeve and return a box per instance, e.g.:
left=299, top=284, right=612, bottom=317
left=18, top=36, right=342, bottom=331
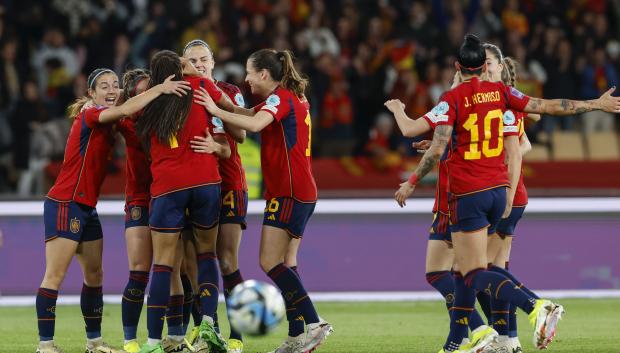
left=259, top=91, right=290, bottom=122
left=423, top=92, right=455, bottom=129
left=502, top=110, right=521, bottom=137
left=83, top=107, right=107, bottom=128
left=209, top=116, right=226, bottom=135
left=504, top=85, right=530, bottom=112
left=252, top=101, right=265, bottom=113
left=200, top=79, right=223, bottom=102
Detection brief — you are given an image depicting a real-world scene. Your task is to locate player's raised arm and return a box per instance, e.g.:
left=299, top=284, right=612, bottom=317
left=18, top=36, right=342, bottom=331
left=522, top=87, right=620, bottom=115
left=384, top=99, right=432, bottom=137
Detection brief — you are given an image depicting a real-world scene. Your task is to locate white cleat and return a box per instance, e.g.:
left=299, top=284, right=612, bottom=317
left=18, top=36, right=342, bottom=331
left=481, top=336, right=511, bottom=353
left=509, top=337, right=523, bottom=353
left=84, top=338, right=126, bottom=353
left=36, top=341, right=67, bottom=353
left=529, top=300, right=564, bottom=350
left=267, top=334, right=305, bottom=353
left=300, top=321, right=333, bottom=353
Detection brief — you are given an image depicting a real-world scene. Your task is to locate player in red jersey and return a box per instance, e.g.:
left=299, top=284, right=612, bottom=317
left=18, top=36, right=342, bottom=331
left=182, top=39, right=249, bottom=353
left=192, top=49, right=333, bottom=353
left=133, top=50, right=232, bottom=353
left=36, top=68, right=190, bottom=353
left=114, top=68, right=154, bottom=353
left=388, top=34, right=620, bottom=352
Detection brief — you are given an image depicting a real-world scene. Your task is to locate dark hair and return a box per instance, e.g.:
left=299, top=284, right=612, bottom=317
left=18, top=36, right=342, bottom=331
left=120, top=68, right=150, bottom=103
left=135, top=50, right=192, bottom=145
left=249, top=49, right=308, bottom=96
left=457, top=34, right=486, bottom=76
left=182, top=39, right=213, bottom=56
left=67, top=68, right=116, bottom=118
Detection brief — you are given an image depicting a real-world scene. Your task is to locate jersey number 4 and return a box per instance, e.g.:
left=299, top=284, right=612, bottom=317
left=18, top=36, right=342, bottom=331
left=463, top=109, right=503, bottom=160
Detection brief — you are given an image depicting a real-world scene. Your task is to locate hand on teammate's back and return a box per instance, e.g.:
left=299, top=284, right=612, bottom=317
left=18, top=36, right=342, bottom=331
left=596, top=87, right=620, bottom=113
left=158, top=74, right=192, bottom=97
left=194, top=87, right=219, bottom=114
left=190, top=128, right=218, bottom=154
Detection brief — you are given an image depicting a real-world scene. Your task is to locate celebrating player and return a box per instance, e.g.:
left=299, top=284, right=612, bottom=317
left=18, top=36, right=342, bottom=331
left=191, top=49, right=333, bottom=353
left=134, top=50, right=231, bottom=353
left=36, top=68, right=190, bottom=353
left=182, top=39, right=248, bottom=353
left=388, top=33, right=620, bottom=352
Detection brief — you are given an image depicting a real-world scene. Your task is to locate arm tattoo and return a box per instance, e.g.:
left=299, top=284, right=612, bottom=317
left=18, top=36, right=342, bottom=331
left=414, top=125, right=452, bottom=179
left=526, top=97, right=596, bottom=115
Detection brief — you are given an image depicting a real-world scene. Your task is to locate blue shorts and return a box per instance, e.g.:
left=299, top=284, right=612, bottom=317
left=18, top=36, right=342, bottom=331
left=44, top=199, right=102, bottom=242
left=263, top=197, right=315, bottom=238
left=125, top=204, right=149, bottom=229
left=449, top=187, right=506, bottom=234
left=150, top=184, right=221, bottom=233
left=496, top=205, right=526, bottom=238
left=220, top=189, right=248, bottom=230
left=429, top=212, right=452, bottom=245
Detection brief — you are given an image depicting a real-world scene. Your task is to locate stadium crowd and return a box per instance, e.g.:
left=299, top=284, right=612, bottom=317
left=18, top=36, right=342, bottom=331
left=1, top=0, right=619, bottom=194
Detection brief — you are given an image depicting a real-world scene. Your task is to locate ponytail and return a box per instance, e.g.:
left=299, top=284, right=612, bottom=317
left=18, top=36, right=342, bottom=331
left=501, top=57, right=518, bottom=87
left=67, top=97, right=91, bottom=118
left=250, top=49, right=308, bottom=96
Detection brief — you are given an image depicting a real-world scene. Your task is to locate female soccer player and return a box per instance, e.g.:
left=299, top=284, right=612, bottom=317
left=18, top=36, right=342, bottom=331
left=182, top=39, right=248, bottom=353
left=114, top=68, right=154, bottom=353
left=36, top=68, right=190, bottom=353
left=389, top=34, right=620, bottom=352
left=192, top=49, right=333, bottom=353
left=134, top=50, right=231, bottom=353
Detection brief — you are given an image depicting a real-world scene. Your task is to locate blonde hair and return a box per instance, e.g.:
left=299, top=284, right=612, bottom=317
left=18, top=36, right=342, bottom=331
left=67, top=97, right=91, bottom=118
left=501, top=57, right=518, bottom=87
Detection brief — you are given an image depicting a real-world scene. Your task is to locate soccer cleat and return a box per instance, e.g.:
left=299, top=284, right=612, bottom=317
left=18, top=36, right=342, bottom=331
left=458, top=325, right=498, bottom=353
left=137, top=343, right=165, bottom=353
left=37, top=341, right=67, bottom=353
left=188, top=327, right=200, bottom=345
left=85, top=339, right=127, bottom=353
left=191, top=338, right=210, bottom=353
left=226, top=339, right=243, bottom=353
left=162, top=337, right=195, bottom=353
left=123, top=340, right=141, bottom=353
left=318, top=318, right=334, bottom=334
left=198, top=320, right=227, bottom=353
left=267, top=334, right=305, bottom=353
left=300, top=321, right=333, bottom=353
left=528, top=299, right=564, bottom=349
left=480, top=336, right=511, bottom=353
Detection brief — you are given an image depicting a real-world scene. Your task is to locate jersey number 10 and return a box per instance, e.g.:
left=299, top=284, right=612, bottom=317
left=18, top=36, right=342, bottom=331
left=463, top=109, right=504, bottom=160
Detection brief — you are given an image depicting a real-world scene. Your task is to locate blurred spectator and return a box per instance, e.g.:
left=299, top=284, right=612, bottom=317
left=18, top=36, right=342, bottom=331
left=318, top=75, right=354, bottom=157
left=365, top=113, right=402, bottom=171
left=580, top=47, right=619, bottom=132
left=0, top=39, right=22, bottom=152
left=300, top=14, right=340, bottom=58
left=31, top=27, right=79, bottom=97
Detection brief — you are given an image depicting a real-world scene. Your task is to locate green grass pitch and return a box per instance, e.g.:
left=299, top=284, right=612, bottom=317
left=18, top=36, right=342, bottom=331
left=1, top=298, right=619, bottom=353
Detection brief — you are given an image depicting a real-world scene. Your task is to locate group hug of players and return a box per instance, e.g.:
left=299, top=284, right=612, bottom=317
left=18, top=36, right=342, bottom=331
left=36, top=40, right=332, bottom=353
left=385, top=34, right=620, bottom=353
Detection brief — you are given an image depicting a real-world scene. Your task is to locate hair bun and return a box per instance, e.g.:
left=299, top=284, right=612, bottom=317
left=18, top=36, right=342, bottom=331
left=464, top=34, right=481, bottom=47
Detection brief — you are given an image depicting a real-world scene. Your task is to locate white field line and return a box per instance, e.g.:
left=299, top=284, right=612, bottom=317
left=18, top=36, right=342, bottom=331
left=2, top=289, right=620, bottom=307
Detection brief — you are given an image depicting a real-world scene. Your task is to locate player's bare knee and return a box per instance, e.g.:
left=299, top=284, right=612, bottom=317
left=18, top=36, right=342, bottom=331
left=42, top=270, right=66, bottom=289
left=84, top=267, right=104, bottom=287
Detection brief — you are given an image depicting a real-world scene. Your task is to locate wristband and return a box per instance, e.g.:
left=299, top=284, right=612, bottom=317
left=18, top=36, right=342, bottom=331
left=408, top=173, right=419, bottom=185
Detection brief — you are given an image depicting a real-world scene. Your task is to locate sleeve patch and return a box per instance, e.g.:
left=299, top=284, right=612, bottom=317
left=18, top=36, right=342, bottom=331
left=211, top=117, right=225, bottom=134
left=503, top=110, right=516, bottom=125
left=234, top=93, right=245, bottom=107
left=431, top=101, right=449, bottom=116
left=266, top=94, right=281, bottom=107
left=509, top=87, right=525, bottom=99
left=262, top=104, right=278, bottom=114
left=503, top=126, right=519, bottom=133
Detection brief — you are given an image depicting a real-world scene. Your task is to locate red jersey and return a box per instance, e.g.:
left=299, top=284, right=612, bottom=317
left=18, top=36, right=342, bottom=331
left=149, top=76, right=224, bottom=197
left=512, top=111, right=528, bottom=206
left=215, top=81, right=247, bottom=191
left=47, top=107, right=115, bottom=207
left=433, top=78, right=529, bottom=196
left=257, top=87, right=317, bottom=202
left=117, top=118, right=152, bottom=206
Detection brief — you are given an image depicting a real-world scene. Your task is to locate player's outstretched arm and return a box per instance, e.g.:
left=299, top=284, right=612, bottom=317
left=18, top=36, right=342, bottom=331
left=395, top=125, right=452, bottom=207
left=194, top=87, right=273, bottom=132
left=384, top=99, right=432, bottom=137
left=99, top=75, right=191, bottom=124
left=523, top=87, right=620, bottom=115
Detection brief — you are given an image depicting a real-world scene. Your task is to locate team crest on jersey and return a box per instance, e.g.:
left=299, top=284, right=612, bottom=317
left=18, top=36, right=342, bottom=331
left=503, top=110, right=516, bottom=125
left=431, top=101, right=449, bottom=116
left=70, top=217, right=81, bottom=234
left=234, top=93, right=245, bottom=107
left=212, top=117, right=225, bottom=133
left=509, top=87, right=525, bottom=99
left=131, top=206, right=142, bottom=221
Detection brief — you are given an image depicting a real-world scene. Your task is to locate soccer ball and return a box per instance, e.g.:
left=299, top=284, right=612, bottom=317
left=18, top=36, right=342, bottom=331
left=226, top=280, right=286, bottom=336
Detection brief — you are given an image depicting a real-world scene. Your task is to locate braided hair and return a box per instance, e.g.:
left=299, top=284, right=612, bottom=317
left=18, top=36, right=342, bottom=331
left=120, top=68, right=151, bottom=103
